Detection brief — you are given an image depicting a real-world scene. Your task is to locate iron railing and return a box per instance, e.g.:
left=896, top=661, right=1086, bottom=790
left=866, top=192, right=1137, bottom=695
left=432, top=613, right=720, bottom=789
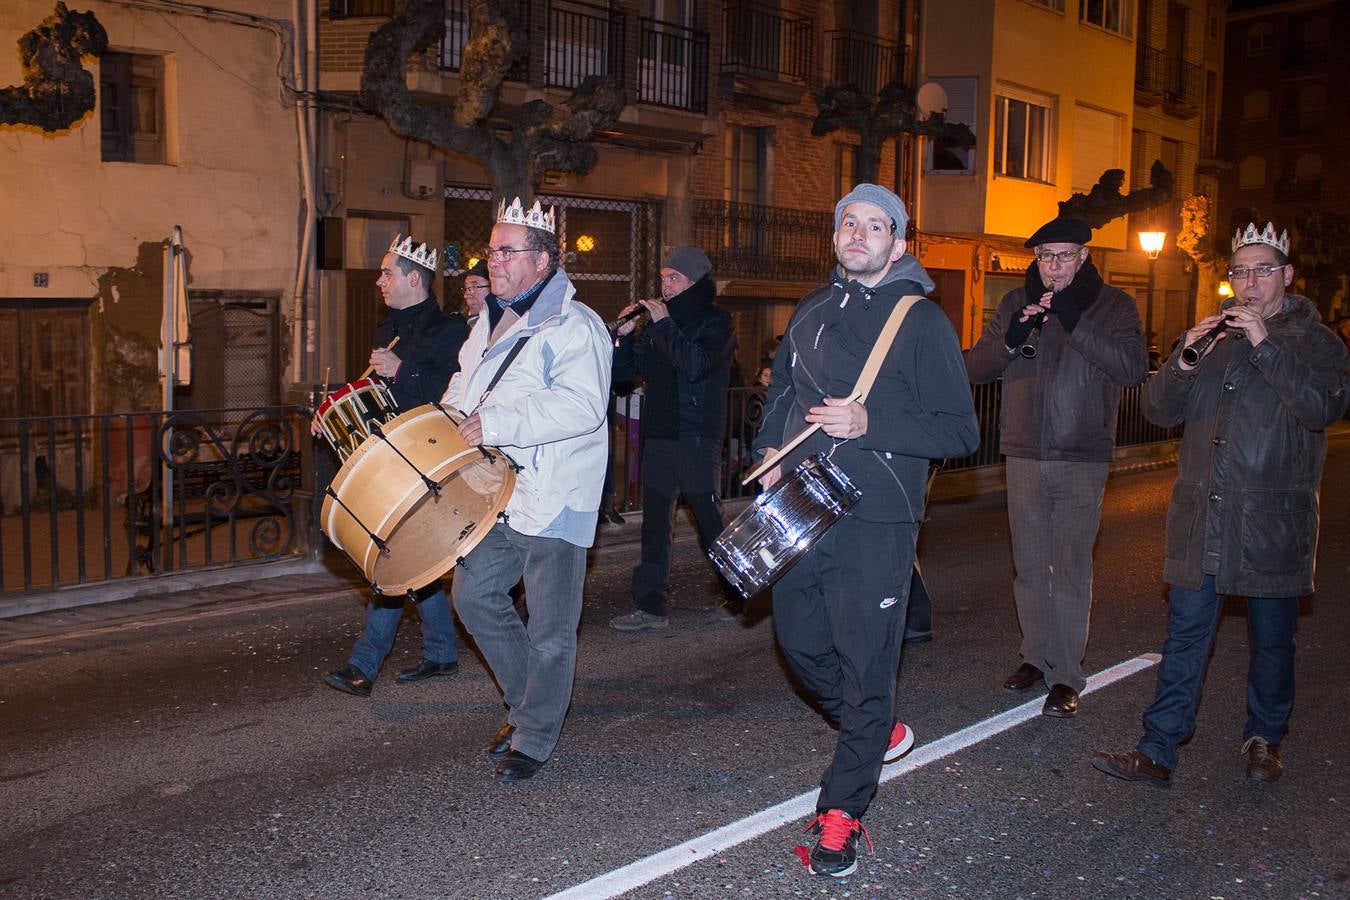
left=1135, top=44, right=1164, bottom=94
left=0, top=407, right=308, bottom=596
left=329, top=0, right=396, bottom=17
left=720, top=1, right=814, bottom=82
left=546, top=0, right=626, bottom=90
left=1164, top=57, right=1201, bottom=107
left=825, top=29, right=903, bottom=95
left=691, top=199, right=835, bottom=284
left=638, top=17, right=709, bottom=112
left=439, top=0, right=531, bottom=81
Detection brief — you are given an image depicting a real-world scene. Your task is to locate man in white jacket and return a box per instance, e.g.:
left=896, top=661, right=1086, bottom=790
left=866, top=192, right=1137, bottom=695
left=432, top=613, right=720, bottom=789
left=443, top=197, right=612, bottom=784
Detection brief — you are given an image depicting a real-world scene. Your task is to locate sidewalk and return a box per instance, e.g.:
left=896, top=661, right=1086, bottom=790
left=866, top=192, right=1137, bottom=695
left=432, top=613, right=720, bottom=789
left=0, top=440, right=1182, bottom=642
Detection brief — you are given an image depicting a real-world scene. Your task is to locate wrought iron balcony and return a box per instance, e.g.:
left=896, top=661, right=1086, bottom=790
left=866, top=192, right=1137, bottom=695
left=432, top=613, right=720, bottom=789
left=720, top=2, right=814, bottom=82
left=329, top=0, right=397, bottom=17
left=825, top=29, right=903, bottom=95
left=691, top=199, right=834, bottom=283
left=1163, top=57, right=1201, bottom=108
left=1135, top=44, right=1164, bottom=95
left=439, top=0, right=530, bottom=82
left=638, top=17, right=709, bottom=113
left=546, top=0, right=626, bottom=90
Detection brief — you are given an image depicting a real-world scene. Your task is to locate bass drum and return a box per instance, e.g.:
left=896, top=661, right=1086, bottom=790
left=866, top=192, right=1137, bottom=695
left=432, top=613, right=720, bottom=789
left=321, top=404, right=515, bottom=594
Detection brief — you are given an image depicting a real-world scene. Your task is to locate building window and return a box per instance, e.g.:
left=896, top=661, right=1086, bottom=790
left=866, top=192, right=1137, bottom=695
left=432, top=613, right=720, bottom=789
left=100, top=51, right=166, bottom=164
left=993, top=91, right=1052, bottom=182
left=1071, top=104, right=1122, bottom=193
left=1027, top=0, right=1065, bottom=10
left=1238, top=155, right=1266, bottom=190
left=1130, top=129, right=1148, bottom=188
left=724, top=125, right=770, bottom=206
left=0, top=302, right=92, bottom=419
left=928, top=76, right=978, bottom=175
left=1245, top=22, right=1273, bottom=55
left=834, top=144, right=858, bottom=198
left=1080, top=0, right=1133, bottom=36
left=1240, top=89, right=1270, bottom=121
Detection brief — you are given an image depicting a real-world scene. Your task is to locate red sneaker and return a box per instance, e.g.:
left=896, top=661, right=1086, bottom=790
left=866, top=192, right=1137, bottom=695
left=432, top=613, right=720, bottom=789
left=802, top=809, right=871, bottom=877
left=884, top=721, right=915, bottom=764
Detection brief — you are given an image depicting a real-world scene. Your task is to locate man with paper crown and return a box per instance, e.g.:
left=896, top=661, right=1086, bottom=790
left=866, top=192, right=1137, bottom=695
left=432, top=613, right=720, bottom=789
left=322, top=234, right=469, bottom=699
left=1095, top=221, right=1348, bottom=788
left=442, top=196, right=612, bottom=784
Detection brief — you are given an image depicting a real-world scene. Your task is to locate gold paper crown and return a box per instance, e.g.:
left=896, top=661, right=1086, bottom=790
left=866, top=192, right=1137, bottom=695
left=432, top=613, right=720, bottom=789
left=497, top=196, right=556, bottom=234
left=388, top=234, right=438, bottom=271
left=1232, top=222, right=1289, bottom=256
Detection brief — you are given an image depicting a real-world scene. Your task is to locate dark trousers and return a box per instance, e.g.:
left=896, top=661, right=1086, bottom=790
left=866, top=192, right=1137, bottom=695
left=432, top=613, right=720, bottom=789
left=1137, top=575, right=1298, bottom=770
left=631, top=437, right=725, bottom=616
left=772, top=514, right=917, bottom=818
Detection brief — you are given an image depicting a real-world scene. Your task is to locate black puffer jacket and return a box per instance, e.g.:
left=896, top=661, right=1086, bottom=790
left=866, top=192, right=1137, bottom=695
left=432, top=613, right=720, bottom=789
left=753, top=256, right=979, bottom=524
left=613, top=275, right=736, bottom=441
left=370, top=295, right=469, bottom=410
left=1146, top=294, right=1349, bottom=597
left=966, top=257, right=1148, bottom=462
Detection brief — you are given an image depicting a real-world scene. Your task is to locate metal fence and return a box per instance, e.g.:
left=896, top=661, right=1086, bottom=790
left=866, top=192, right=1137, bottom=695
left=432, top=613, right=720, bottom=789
left=0, top=407, right=308, bottom=596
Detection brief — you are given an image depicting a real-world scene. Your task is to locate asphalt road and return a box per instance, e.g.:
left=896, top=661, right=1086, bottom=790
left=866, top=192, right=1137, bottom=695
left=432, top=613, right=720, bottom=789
left=3, top=435, right=1349, bottom=899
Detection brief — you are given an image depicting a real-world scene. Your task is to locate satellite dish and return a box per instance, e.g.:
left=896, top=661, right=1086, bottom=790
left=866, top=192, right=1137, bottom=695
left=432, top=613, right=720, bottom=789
left=917, top=81, right=949, bottom=119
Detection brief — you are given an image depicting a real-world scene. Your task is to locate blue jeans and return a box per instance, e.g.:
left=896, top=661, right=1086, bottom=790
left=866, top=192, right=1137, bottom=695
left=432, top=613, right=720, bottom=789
left=347, top=586, right=458, bottom=680
left=452, top=523, right=587, bottom=762
left=1137, top=575, right=1297, bottom=771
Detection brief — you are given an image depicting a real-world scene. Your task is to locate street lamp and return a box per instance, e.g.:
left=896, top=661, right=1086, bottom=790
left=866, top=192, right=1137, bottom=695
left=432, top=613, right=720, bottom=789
left=1138, top=230, right=1167, bottom=358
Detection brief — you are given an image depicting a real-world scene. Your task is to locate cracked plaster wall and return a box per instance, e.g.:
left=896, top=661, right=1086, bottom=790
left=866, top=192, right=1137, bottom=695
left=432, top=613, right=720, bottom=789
left=0, top=0, right=301, bottom=411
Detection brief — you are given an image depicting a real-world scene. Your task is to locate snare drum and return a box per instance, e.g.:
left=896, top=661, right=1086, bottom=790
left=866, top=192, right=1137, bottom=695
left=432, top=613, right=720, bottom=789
left=315, top=377, right=398, bottom=461
left=321, top=404, right=515, bottom=594
left=708, top=454, right=861, bottom=598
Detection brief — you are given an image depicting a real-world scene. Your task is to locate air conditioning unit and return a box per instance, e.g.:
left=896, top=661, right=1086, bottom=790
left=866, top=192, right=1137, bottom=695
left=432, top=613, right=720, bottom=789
left=408, top=160, right=440, bottom=200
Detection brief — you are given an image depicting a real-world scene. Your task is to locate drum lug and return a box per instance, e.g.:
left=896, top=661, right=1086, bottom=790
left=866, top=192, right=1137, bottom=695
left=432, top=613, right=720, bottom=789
left=455, top=556, right=469, bottom=570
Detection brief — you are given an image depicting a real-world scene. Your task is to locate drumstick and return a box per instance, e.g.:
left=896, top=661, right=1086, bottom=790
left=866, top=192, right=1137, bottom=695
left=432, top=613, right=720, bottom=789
left=359, top=336, right=400, bottom=379
left=740, top=393, right=861, bottom=486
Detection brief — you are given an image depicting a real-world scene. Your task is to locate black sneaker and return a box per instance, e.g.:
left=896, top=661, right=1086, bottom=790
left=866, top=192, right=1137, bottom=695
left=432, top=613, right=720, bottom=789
left=804, top=809, right=870, bottom=877
left=322, top=665, right=373, bottom=698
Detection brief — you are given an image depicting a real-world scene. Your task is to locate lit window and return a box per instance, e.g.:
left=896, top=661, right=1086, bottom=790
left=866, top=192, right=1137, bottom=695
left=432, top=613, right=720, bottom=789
left=1080, top=0, right=1133, bottom=36
left=100, top=51, right=166, bottom=164
left=994, top=92, right=1052, bottom=182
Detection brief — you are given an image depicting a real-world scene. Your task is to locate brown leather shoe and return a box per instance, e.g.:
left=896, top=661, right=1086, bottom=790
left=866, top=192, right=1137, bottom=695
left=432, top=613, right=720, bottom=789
left=1042, top=684, right=1079, bottom=718
left=1092, top=749, right=1172, bottom=788
left=1003, top=662, right=1044, bottom=692
left=1243, top=737, right=1283, bottom=782
left=485, top=722, right=514, bottom=758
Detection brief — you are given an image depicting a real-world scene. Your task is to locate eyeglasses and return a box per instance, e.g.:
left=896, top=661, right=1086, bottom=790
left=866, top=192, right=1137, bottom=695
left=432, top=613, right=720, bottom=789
left=462, top=283, right=489, bottom=292
left=1227, top=264, right=1286, bottom=280
left=1035, top=249, right=1082, bottom=265
left=482, top=246, right=535, bottom=262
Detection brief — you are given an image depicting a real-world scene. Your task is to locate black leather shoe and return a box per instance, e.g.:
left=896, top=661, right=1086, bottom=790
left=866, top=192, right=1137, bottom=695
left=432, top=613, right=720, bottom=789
left=323, top=665, right=373, bottom=698
left=395, top=659, right=459, bottom=683
left=1042, top=684, right=1079, bottom=718
left=485, top=722, right=514, bottom=758
left=495, top=749, right=545, bottom=784
left=1003, top=662, right=1044, bottom=692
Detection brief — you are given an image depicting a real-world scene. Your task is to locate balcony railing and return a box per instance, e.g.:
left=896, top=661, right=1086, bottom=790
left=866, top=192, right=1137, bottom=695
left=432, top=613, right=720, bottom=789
left=547, top=0, right=626, bottom=89
left=1135, top=44, right=1164, bottom=94
left=638, top=17, right=709, bottom=113
left=1274, top=177, right=1322, bottom=200
left=1163, top=57, right=1201, bottom=107
left=825, top=29, right=903, bottom=95
left=692, top=199, right=834, bottom=283
left=439, top=0, right=530, bottom=81
left=720, top=2, right=814, bottom=82
left=329, top=0, right=397, bottom=17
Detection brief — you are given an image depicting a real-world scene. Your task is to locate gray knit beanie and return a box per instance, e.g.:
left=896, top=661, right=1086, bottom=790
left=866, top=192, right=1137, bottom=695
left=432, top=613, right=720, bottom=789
left=834, top=183, right=909, bottom=234
left=662, top=246, right=712, bottom=282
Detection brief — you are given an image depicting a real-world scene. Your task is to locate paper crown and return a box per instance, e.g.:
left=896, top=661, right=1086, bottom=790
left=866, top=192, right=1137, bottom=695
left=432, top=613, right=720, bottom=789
left=388, top=234, right=438, bottom=271
left=497, top=196, right=556, bottom=234
left=1232, top=222, right=1289, bottom=256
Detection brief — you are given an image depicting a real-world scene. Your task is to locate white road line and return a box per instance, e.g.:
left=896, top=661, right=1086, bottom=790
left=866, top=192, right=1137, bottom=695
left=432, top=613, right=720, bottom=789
left=546, top=652, right=1161, bottom=900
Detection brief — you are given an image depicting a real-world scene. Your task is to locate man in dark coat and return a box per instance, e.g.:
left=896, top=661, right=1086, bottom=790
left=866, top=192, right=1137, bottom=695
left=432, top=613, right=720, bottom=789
left=967, top=217, right=1148, bottom=718
left=1094, top=222, right=1349, bottom=787
left=754, top=184, right=979, bottom=877
left=609, top=246, right=737, bottom=631
left=322, top=235, right=470, bottom=698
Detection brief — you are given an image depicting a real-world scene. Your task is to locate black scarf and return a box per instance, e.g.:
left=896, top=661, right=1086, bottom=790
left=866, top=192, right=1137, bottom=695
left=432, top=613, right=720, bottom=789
left=1024, top=254, right=1103, bottom=309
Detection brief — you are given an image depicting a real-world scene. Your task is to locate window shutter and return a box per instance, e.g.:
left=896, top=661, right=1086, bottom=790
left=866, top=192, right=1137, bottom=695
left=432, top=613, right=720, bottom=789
left=1072, top=105, right=1122, bottom=192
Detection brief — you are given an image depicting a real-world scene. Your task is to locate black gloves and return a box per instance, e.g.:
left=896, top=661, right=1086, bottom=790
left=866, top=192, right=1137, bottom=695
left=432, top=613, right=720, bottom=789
left=1005, top=313, right=1038, bottom=350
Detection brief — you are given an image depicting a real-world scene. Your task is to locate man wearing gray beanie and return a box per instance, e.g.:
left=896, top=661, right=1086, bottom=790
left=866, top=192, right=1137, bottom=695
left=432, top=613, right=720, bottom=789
left=752, top=183, right=979, bottom=876
left=610, top=245, right=737, bottom=632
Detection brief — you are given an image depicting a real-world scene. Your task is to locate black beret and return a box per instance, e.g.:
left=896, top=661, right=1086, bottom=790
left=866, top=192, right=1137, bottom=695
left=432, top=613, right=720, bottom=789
left=1024, top=217, right=1093, bottom=248
left=466, top=259, right=489, bottom=279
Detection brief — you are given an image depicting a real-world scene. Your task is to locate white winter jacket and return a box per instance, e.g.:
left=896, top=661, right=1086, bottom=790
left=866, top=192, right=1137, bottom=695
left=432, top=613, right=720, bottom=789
left=442, top=268, right=612, bottom=546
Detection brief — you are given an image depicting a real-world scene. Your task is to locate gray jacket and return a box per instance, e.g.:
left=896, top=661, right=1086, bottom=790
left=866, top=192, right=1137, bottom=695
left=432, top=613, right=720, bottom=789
left=1145, top=294, right=1349, bottom=596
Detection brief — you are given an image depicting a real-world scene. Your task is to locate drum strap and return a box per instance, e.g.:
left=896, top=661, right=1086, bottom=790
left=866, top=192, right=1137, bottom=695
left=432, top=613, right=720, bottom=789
left=473, top=336, right=531, bottom=413
left=742, top=294, right=923, bottom=486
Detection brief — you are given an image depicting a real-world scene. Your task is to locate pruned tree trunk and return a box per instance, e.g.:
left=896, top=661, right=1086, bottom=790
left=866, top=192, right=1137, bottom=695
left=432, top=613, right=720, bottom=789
left=0, top=3, right=108, bottom=131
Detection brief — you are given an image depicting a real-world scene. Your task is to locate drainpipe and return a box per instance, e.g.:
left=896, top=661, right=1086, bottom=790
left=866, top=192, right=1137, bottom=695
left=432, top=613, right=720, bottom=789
left=291, top=0, right=317, bottom=386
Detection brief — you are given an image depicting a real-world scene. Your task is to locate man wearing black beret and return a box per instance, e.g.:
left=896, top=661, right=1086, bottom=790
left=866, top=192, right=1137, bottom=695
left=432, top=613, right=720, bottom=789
left=967, top=216, right=1148, bottom=718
